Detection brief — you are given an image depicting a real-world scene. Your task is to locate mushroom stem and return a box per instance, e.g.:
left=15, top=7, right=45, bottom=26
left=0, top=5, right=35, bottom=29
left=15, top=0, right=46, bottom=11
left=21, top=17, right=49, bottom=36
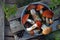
left=49, top=19, right=53, bottom=24
left=46, top=18, right=49, bottom=23
left=30, top=9, right=41, bottom=21
left=40, top=10, right=43, bottom=14
left=26, top=24, right=37, bottom=32
left=30, top=9, right=37, bottom=21
left=27, top=19, right=35, bottom=24
left=41, top=24, right=47, bottom=30
left=30, top=9, right=36, bottom=15
left=41, top=24, right=52, bottom=35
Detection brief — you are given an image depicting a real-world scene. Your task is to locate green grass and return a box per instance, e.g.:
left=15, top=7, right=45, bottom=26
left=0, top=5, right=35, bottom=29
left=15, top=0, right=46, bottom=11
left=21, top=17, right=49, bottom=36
left=52, top=30, right=60, bottom=40
left=3, top=4, right=17, bottom=19
left=45, top=30, right=60, bottom=40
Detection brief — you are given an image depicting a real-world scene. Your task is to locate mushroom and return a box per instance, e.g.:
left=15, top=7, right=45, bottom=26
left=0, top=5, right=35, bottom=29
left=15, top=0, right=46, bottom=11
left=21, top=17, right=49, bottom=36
left=30, top=9, right=41, bottom=21
left=27, top=19, right=35, bottom=24
left=36, top=4, right=44, bottom=14
left=26, top=23, right=38, bottom=32
left=22, top=14, right=30, bottom=24
left=27, top=4, right=35, bottom=11
left=22, top=14, right=35, bottom=24
left=30, top=9, right=37, bottom=20
left=42, top=27, right=52, bottom=35
left=35, top=20, right=42, bottom=29
left=41, top=24, right=52, bottom=35
left=26, top=21, right=42, bottom=31
left=42, top=10, right=54, bottom=24
left=27, top=21, right=42, bottom=36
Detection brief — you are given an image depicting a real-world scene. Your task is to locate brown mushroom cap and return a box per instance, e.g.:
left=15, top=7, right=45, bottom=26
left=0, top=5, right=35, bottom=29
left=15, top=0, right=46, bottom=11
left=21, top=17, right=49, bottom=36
left=27, top=4, right=35, bottom=11
left=36, top=4, right=44, bottom=11
left=42, top=10, right=54, bottom=18
left=35, top=20, right=42, bottom=29
left=42, top=27, right=52, bottom=35
left=22, top=14, right=30, bottom=24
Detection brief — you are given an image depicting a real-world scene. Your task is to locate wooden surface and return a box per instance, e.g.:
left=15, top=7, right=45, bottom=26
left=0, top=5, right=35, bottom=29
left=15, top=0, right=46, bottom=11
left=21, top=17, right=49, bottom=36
left=4, top=6, right=25, bottom=40
left=0, top=5, right=4, bottom=40
left=4, top=0, right=60, bottom=40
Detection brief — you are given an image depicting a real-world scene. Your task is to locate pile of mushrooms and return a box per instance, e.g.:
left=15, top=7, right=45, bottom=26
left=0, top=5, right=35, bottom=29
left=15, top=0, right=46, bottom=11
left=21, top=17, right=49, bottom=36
left=21, top=4, right=54, bottom=36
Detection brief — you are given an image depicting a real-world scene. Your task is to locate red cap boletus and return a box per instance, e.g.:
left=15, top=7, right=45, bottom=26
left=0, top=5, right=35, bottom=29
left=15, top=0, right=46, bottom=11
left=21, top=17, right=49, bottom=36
left=35, top=20, right=42, bottom=29
left=27, top=4, right=35, bottom=11
left=22, top=14, right=30, bottom=24
left=36, top=4, right=44, bottom=11
left=42, top=10, right=54, bottom=18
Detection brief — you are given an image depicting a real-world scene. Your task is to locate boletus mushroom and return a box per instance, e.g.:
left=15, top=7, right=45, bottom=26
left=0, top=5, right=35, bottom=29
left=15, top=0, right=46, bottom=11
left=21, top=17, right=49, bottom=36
left=22, top=14, right=30, bottom=24
left=42, top=10, right=54, bottom=24
left=27, top=4, right=36, bottom=11
left=36, top=4, right=44, bottom=11
left=42, top=27, right=52, bottom=35
left=36, top=4, right=44, bottom=14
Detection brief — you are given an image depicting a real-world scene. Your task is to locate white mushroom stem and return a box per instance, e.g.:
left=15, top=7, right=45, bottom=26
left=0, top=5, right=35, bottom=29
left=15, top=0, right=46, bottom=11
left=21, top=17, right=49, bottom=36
left=27, top=19, right=35, bottom=24
left=30, top=9, right=36, bottom=15
left=49, top=19, right=53, bottom=23
left=41, top=24, right=47, bottom=30
left=46, top=18, right=49, bottom=23
left=41, top=24, right=52, bottom=35
left=26, top=24, right=37, bottom=32
left=39, top=10, right=43, bottom=14
left=42, top=17, right=45, bottom=21
left=30, top=9, right=41, bottom=21
left=30, top=9, right=37, bottom=21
